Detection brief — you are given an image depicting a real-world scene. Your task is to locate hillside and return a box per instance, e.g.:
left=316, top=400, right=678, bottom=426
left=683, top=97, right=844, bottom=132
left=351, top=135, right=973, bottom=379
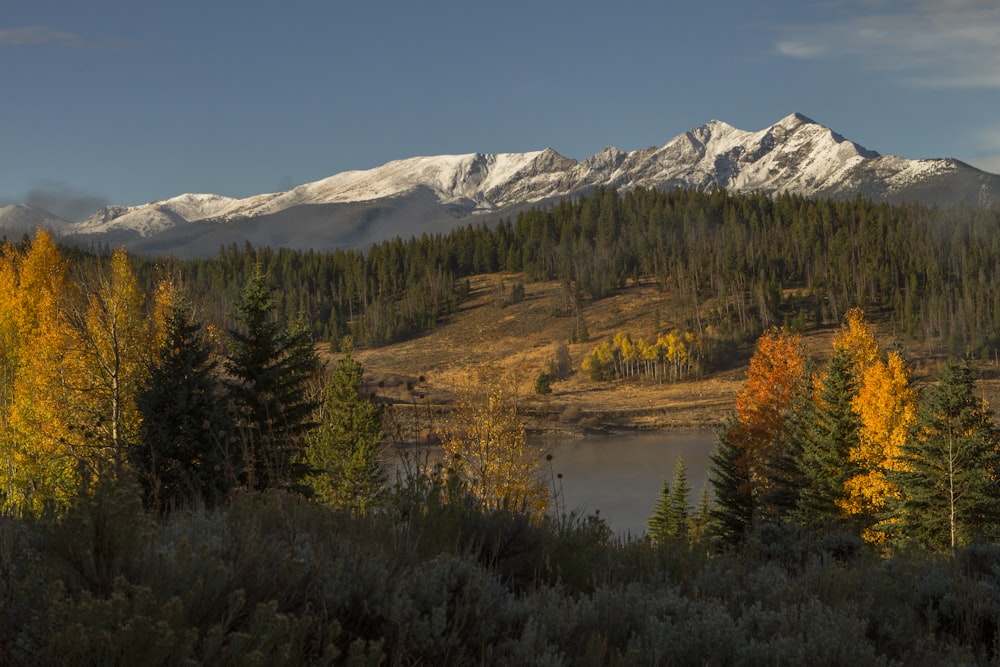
left=348, top=273, right=1000, bottom=439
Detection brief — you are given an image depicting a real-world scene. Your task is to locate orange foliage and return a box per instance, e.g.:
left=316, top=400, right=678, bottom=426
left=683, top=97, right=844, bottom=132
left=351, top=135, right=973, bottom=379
left=730, top=327, right=808, bottom=488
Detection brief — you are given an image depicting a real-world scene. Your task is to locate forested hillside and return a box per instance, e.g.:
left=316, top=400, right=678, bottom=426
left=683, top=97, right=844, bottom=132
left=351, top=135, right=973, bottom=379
left=120, top=187, right=1000, bottom=362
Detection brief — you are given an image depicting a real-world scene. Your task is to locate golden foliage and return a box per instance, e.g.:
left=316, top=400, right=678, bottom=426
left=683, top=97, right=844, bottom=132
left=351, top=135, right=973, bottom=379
left=842, top=350, right=917, bottom=532
left=439, top=364, right=548, bottom=518
left=0, top=235, right=153, bottom=513
left=834, top=307, right=880, bottom=374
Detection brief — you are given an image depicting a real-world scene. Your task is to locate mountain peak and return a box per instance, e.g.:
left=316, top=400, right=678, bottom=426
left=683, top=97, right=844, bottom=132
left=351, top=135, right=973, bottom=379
left=3, top=113, right=996, bottom=257
left=778, top=112, right=817, bottom=127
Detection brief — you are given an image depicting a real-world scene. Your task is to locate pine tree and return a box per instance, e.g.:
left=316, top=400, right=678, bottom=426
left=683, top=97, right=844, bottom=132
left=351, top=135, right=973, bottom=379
left=647, top=479, right=672, bottom=541
left=690, top=482, right=712, bottom=542
left=305, top=343, right=385, bottom=513
left=668, top=456, right=691, bottom=539
left=133, top=285, right=234, bottom=511
left=709, top=424, right=754, bottom=547
left=225, top=266, right=320, bottom=491
left=794, top=347, right=860, bottom=532
left=891, top=360, right=1000, bottom=551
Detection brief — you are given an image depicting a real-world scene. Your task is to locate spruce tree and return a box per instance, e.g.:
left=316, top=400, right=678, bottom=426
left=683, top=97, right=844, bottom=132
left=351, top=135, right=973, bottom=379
left=647, top=479, right=671, bottom=541
left=225, top=266, right=320, bottom=491
left=690, top=482, right=712, bottom=542
left=793, top=348, right=859, bottom=532
left=305, top=343, right=385, bottom=513
left=134, top=293, right=233, bottom=510
left=709, top=424, right=754, bottom=547
left=668, top=457, right=691, bottom=539
left=891, top=360, right=1000, bottom=551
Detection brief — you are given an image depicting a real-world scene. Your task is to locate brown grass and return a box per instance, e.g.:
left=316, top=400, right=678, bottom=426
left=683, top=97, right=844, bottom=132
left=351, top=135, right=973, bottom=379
left=322, top=273, right=1000, bottom=438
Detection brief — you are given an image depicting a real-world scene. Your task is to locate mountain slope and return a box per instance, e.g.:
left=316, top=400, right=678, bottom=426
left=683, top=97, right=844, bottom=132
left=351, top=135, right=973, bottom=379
left=5, top=113, right=999, bottom=257
left=0, top=205, right=71, bottom=239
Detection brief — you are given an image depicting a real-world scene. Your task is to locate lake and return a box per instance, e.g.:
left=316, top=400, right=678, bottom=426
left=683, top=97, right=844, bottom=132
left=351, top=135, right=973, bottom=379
left=390, top=429, right=719, bottom=539
left=539, top=431, right=718, bottom=539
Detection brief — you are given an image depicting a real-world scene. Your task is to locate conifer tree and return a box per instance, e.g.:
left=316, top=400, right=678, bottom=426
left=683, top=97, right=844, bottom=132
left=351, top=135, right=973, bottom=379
left=647, top=479, right=672, bottom=541
left=891, top=360, right=1000, bottom=551
left=690, top=482, right=712, bottom=542
left=709, top=425, right=754, bottom=547
left=305, top=342, right=385, bottom=513
left=668, top=456, right=691, bottom=539
left=793, top=347, right=860, bottom=532
left=134, top=284, right=234, bottom=511
left=225, top=266, right=320, bottom=491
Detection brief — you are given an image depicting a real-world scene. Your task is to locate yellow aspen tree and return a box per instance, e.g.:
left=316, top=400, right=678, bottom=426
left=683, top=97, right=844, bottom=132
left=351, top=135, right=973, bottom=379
left=0, top=247, right=19, bottom=428
left=439, top=364, right=548, bottom=519
left=0, top=246, right=21, bottom=496
left=844, top=350, right=917, bottom=540
left=4, top=231, right=80, bottom=512
left=68, top=247, right=152, bottom=469
left=834, top=307, right=880, bottom=375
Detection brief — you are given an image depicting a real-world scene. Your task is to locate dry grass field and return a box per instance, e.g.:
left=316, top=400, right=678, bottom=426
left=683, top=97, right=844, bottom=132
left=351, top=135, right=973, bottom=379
left=323, top=272, right=1000, bottom=440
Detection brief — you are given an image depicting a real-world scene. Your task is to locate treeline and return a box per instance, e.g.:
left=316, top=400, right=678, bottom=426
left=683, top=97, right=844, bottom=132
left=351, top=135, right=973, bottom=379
left=712, top=309, right=1000, bottom=553
left=117, top=187, right=1000, bottom=358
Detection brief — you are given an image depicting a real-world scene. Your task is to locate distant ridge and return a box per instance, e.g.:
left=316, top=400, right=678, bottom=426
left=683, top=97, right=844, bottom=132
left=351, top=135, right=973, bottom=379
left=4, top=114, right=998, bottom=257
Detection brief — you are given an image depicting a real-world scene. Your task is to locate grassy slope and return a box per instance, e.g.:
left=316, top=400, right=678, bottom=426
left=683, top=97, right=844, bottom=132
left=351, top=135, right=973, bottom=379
left=336, top=272, right=1000, bottom=438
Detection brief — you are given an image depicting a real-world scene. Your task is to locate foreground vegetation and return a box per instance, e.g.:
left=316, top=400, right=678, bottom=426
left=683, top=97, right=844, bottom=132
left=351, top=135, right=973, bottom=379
left=7, top=477, right=1000, bottom=665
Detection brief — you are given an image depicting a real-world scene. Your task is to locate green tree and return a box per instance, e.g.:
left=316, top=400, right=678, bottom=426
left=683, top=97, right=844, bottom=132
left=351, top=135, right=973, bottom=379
left=709, top=424, right=754, bottom=548
left=891, top=360, right=1000, bottom=551
left=668, top=456, right=691, bottom=539
left=305, top=343, right=386, bottom=513
left=534, top=371, right=552, bottom=395
left=225, top=266, right=320, bottom=491
left=134, top=285, right=234, bottom=511
left=647, top=478, right=672, bottom=541
left=793, top=348, right=859, bottom=532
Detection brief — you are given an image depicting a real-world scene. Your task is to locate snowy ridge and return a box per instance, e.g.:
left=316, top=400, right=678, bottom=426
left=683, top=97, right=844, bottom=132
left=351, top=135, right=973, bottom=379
left=75, top=193, right=241, bottom=237
left=3, top=113, right=998, bottom=255
left=0, top=205, right=71, bottom=236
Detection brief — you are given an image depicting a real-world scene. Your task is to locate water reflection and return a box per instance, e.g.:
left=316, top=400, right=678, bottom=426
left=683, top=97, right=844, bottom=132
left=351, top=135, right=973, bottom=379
left=542, top=431, right=717, bottom=539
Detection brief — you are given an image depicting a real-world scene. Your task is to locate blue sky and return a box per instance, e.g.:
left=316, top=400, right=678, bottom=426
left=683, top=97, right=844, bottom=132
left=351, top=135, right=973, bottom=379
left=3, top=0, right=1000, bottom=219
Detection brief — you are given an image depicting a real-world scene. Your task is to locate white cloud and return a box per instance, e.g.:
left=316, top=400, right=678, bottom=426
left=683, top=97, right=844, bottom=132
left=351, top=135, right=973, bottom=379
left=0, top=25, right=136, bottom=50
left=0, top=26, right=86, bottom=48
left=774, top=0, right=1000, bottom=88
left=776, top=40, right=828, bottom=58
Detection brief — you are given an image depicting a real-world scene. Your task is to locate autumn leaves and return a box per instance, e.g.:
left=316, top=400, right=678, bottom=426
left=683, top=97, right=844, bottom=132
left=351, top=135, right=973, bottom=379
left=716, top=309, right=1000, bottom=551
left=0, top=233, right=152, bottom=512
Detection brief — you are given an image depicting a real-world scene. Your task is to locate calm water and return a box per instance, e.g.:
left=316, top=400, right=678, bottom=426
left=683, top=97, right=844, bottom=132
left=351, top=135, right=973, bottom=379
left=390, top=430, right=719, bottom=539
left=539, top=431, right=718, bottom=538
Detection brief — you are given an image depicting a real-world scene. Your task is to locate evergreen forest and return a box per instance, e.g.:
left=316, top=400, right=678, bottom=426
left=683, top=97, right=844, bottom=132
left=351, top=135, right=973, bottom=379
left=113, top=186, right=1000, bottom=359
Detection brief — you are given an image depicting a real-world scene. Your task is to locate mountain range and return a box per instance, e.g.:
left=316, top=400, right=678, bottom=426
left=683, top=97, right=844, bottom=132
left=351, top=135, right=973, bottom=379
left=3, top=113, right=998, bottom=258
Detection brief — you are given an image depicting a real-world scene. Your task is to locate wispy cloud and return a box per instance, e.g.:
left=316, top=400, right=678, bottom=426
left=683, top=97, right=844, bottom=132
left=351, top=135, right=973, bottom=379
left=0, top=25, right=136, bottom=50
left=776, top=40, right=828, bottom=58
left=24, top=182, right=108, bottom=221
left=775, top=0, right=1000, bottom=88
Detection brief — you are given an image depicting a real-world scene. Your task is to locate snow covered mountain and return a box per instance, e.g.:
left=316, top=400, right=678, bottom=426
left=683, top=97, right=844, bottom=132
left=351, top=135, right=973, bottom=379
left=5, top=113, right=998, bottom=257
